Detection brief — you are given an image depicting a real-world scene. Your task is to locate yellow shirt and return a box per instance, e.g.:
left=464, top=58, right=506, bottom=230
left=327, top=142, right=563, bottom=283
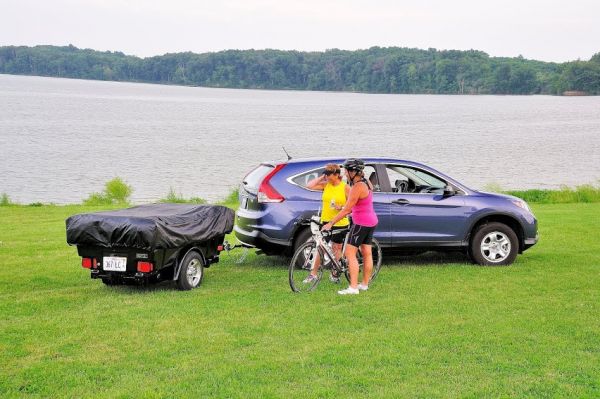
left=321, top=182, right=349, bottom=227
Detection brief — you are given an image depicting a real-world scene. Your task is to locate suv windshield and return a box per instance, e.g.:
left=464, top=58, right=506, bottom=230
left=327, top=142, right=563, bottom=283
left=242, top=164, right=273, bottom=195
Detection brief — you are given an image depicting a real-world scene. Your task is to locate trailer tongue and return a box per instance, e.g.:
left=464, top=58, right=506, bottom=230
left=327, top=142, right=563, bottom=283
left=66, top=204, right=235, bottom=290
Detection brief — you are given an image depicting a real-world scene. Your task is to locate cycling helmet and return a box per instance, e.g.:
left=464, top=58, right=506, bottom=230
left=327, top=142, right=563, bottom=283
left=342, top=158, right=365, bottom=172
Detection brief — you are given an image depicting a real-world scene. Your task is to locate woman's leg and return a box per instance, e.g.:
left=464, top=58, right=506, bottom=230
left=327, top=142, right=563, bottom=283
left=310, top=251, right=321, bottom=277
left=332, top=243, right=343, bottom=261
left=360, top=244, right=373, bottom=285
left=345, top=244, right=359, bottom=288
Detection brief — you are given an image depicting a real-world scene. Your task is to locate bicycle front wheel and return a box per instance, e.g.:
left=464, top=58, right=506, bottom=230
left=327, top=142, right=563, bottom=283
left=289, top=241, right=324, bottom=293
left=344, top=238, right=383, bottom=283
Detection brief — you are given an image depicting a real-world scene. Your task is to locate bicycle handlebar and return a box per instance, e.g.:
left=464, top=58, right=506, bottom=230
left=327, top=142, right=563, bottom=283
left=308, top=219, right=349, bottom=237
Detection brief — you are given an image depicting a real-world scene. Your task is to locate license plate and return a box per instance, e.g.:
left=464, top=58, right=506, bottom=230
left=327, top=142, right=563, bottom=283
left=103, top=256, right=127, bottom=272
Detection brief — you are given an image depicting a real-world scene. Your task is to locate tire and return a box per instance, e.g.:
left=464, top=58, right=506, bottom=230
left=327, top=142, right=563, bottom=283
left=177, top=250, right=204, bottom=290
left=293, top=228, right=313, bottom=254
left=344, top=238, right=383, bottom=283
left=470, top=222, right=518, bottom=266
left=289, top=241, right=323, bottom=293
left=101, top=277, right=118, bottom=286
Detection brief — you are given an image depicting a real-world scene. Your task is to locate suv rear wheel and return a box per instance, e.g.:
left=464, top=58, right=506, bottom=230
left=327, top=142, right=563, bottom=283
left=470, top=222, right=518, bottom=266
left=293, top=228, right=313, bottom=254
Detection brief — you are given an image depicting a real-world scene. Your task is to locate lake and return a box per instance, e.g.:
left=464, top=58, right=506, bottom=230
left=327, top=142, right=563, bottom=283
left=1, top=74, right=599, bottom=204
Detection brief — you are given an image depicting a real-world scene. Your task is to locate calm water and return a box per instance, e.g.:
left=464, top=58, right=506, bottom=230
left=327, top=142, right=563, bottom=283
left=1, top=74, right=599, bottom=204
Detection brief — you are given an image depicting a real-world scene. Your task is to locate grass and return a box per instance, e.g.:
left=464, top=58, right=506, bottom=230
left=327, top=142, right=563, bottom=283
left=0, top=193, right=12, bottom=206
left=82, top=177, right=133, bottom=206
left=0, top=203, right=599, bottom=397
left=477, top=183, right=600, bottom=204
left=505, top=185, right=600, bottom=204
left=158, top=187, right=207, bottom=204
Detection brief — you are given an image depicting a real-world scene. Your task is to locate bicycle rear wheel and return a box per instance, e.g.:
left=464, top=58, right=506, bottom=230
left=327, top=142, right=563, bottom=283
left=344, top=238, right=383, bottom=283
left=289, top=241, right=324, bottom=293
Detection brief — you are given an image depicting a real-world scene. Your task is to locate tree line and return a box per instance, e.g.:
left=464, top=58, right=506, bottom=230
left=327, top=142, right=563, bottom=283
left=1, top=45, right=599, bottom=95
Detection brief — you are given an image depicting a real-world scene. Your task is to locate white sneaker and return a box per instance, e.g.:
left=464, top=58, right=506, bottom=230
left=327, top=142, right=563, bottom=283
left=337, top=286, right=359, bottom=295
left=357, top=283, right=369, bottom=291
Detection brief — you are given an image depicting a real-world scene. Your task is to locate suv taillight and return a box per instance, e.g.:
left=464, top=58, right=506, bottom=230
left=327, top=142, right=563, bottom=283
left=258, top=164, right=286, bottom=203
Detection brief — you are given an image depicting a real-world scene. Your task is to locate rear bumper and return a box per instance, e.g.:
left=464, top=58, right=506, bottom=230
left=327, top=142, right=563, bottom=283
left=234, top=224, right=290, bottom=254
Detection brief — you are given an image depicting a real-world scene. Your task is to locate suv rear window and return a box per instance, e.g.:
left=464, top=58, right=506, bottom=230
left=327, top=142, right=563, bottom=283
left=242, top=164, right=274, bottom=195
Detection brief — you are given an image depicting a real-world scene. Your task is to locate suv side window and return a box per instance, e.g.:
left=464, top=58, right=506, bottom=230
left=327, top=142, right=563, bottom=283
left=291, top=164, right=381, bottom=192
left=291, top=167, right=326, bottom=188
left=384, top=165, right=446, bottom=194
left=363, top=165, right=381, bottom=192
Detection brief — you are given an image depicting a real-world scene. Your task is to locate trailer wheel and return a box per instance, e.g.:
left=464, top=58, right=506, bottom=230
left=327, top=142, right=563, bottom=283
left=177, top=250, right=204, bottom=290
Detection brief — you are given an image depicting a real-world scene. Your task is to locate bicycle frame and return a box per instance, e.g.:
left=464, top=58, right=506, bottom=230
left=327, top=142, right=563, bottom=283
left=308, top=216, right=348, bottom=274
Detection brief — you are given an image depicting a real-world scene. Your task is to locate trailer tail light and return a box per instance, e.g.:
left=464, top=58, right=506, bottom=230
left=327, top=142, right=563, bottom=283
left=258, top=164, right=286, bottom=203
left=137, top=261, right=154, bottom=273
left=82, top=257, right=92, bottom=269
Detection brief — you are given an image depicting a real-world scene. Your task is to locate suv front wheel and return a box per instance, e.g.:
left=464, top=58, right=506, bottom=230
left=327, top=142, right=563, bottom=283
left=470, top=222, right=518, bottom=266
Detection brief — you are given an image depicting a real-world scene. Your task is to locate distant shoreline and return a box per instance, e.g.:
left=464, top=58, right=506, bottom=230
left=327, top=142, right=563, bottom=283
left=1, top=44, right=599, bottom=95
left=0, top=73, right=576, bottom=97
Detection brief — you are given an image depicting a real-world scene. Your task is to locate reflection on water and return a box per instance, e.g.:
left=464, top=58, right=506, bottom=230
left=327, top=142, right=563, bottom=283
left=1, top=74, right=599, bottom=204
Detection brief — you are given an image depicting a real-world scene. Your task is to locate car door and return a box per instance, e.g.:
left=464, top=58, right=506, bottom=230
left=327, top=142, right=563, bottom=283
left=381, top=164, right=468, bottom=245
left=362, top=164, right=391, bottom=248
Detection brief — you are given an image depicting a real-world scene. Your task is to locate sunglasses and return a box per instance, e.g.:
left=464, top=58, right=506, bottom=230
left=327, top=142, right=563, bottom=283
left=324, top=169, right=341, bottom=176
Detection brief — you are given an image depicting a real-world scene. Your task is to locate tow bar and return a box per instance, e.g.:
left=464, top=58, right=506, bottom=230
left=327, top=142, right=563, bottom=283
left=222, top=240, right=254, bottom=263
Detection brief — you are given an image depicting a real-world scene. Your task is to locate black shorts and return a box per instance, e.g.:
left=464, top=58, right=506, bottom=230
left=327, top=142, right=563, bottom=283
left=347, top=224, right=376, bottom=247
left=325, top=226, right=348, bottom=244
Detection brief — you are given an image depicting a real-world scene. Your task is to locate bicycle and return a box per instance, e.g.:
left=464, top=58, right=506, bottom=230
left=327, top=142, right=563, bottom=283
left=289, top=215, right=382, bottom=293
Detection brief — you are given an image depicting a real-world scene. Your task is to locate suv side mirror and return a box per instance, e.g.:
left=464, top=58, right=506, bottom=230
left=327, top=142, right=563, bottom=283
left=443, top=185, right=456, bottom=197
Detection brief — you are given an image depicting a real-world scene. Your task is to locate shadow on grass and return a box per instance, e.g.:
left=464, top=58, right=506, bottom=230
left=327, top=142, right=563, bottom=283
left=235, top=250, right=473, bottom=269
left=382, top=251, right=472, bottom=267
left=99, top=280, right=179, bottom=294
left=96, top=252, right=474, bottom=294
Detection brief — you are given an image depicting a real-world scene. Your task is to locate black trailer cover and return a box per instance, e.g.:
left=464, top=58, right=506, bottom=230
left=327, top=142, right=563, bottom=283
left=66, top=204, right=235, bottom=251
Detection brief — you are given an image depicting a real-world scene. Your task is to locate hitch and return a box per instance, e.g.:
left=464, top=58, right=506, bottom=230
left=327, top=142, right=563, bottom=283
left=222, top=240, right=254, bottom=264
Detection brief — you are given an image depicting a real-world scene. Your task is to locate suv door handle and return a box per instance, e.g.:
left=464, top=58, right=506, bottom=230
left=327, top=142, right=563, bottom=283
left=392, top=199, right=410, bottom=205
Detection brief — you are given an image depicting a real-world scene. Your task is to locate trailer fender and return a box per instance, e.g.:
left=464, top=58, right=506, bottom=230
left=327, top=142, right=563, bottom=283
left=173, top=247, right=206, bottom=281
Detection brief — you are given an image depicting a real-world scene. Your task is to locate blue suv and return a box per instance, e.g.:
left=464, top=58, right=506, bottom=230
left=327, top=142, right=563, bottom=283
left=235, top=157, right=538, bottom=265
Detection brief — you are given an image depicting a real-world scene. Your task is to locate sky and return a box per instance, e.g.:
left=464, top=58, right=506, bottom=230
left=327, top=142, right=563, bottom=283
left=1, top=0, right=598, bottom=62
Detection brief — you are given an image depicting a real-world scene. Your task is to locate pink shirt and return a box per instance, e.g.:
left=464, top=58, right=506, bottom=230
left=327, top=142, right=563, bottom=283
left=352, top=190, right=378, bottom=227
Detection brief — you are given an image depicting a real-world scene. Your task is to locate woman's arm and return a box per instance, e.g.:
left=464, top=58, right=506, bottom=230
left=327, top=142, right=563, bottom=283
left=306, top=174, right=327, bottom=191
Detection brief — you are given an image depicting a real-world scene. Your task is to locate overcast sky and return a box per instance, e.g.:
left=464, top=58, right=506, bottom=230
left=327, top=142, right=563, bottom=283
left=1, top=0, right=598, bottom=62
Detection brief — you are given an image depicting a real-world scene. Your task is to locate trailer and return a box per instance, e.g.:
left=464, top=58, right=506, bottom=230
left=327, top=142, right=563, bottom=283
left=66, top=203, right=235, bottom=290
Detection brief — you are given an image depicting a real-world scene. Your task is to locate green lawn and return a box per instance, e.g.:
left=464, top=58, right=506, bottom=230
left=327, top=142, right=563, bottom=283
left=0, top=204, right=598, bottom=398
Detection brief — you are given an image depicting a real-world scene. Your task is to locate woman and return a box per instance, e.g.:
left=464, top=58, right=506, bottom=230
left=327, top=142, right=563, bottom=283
left=303, top=163, right=350, bottom=283
left=323, top=158, right=378, bottom=295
